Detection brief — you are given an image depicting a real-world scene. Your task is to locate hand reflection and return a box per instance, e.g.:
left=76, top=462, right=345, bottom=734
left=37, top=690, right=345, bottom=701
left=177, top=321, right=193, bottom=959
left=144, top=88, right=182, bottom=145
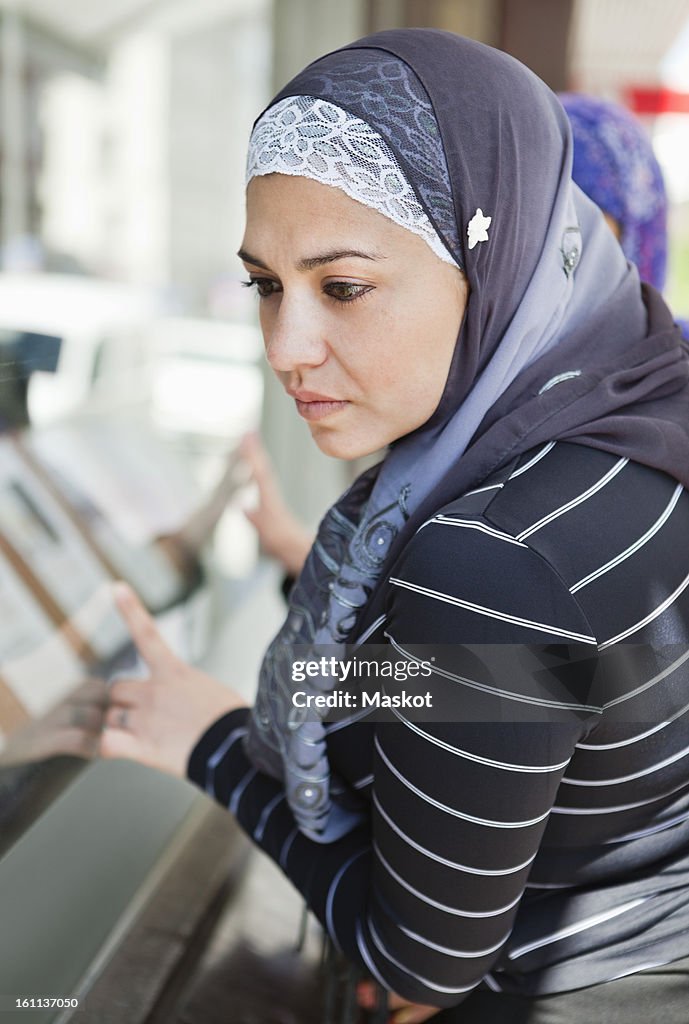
left=0, top=676, right=108, bottom=767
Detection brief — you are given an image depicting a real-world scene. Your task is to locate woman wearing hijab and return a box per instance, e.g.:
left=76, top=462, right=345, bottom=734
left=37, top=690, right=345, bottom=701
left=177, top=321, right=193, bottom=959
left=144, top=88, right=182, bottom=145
left=560, top=92, right=689, bottom=337
left=101, top=30, right=689, bottom=1023
left=560, top=93, right=668, bottom=289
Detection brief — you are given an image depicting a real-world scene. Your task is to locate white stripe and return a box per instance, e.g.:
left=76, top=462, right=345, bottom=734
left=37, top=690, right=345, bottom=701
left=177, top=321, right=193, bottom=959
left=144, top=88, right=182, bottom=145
left=421, top=516, right=525, bottom=547
left=562, top=741, right=689, bottom=787
left=279, top=827, right=298, bottom=869
left=355, top=613, right=387, bottom=645
left=599, top=567, right=689, bottom=650
left=602, top=646, right=689, bottom=710
left=508, top=441, right=556, bottom=479
left=399, top=920, right=509, bottom=958
left=368, top=919, right=479, bottom=995
left=353, top=772, right=374, bottom=789
left=207, top=726, right=247, bottom=770
left=552, top=778, right=689, bottom=815
left=386, top=633, right=600, bottom=712
left=461, top=482, right=504, bottom=497
left=206, top=726, right=247, bottom=794
left=391, top=706, right=571, bottom=773
left=483, top=973, right=503, bottom=992
left=518, top=457, right=628, bottom=540
left=375, top=841, right=522, bottom=918
left=253, top=792, right=285, bottom=841
left=373, top=792, right=537, bottom=876
left=356, top=922, right=388, bottom=990
left=507, top=897, right=649, bottom=959
left=326, top=849, right=367, bottom=948
left=324, top=705, right=376, bottom=734
left=229, top=767, right=257, bottom=815
left=375, top=736, right=550, bottom=828
left=389, top=577, right=597, bottom=644
left=571, top=483, right=684, bottom=592
left=577, top=700, right=689, bottom=750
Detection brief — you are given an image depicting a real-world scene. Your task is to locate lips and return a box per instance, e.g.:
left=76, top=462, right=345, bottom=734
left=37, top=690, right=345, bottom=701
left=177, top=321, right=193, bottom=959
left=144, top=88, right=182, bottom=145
left=288, top=388, right=349, bottom=422
left=288, top=389, right=340, bottom=403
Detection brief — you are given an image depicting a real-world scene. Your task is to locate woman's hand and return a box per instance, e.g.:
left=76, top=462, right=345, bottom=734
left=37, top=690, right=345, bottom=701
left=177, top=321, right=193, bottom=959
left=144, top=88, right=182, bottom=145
left=240, top=432, right=313, bottom=577
left=100, top=583, right=247, bottom=776
left=357, top=981, right=442, bottom=1023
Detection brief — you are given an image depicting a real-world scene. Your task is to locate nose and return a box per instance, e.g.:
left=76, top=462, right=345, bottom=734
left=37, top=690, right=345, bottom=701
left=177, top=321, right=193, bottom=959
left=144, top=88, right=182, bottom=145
left=263, top=294, right=328, bottom=373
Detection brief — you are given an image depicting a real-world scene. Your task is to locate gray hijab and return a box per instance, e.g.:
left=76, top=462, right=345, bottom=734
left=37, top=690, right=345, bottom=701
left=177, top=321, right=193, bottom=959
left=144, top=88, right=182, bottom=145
left=244, top=30, right=689, bottom=841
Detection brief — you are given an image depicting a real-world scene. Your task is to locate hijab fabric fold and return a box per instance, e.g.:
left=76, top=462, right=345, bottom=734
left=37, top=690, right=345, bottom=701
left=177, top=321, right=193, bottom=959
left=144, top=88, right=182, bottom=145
left=244, top=30, right=689, bottom=842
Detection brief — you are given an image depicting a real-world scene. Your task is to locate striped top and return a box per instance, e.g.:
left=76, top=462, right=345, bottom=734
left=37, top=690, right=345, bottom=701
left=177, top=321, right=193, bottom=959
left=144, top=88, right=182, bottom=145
left=188, top=441, right=689, bottom=1009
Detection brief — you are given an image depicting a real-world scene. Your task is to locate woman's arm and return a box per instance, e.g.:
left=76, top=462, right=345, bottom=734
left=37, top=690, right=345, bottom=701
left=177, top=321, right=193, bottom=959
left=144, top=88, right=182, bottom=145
left=184, top=518, right=601, bottom=1007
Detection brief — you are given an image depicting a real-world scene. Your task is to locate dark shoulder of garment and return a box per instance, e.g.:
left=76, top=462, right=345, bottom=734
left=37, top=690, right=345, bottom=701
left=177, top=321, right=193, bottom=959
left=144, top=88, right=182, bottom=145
left=189, top=442, right=689, bottom=1004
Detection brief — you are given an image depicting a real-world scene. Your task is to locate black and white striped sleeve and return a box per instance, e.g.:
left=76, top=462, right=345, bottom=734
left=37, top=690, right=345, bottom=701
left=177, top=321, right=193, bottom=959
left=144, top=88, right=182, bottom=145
left=187, top=516, right=603, bottom=1007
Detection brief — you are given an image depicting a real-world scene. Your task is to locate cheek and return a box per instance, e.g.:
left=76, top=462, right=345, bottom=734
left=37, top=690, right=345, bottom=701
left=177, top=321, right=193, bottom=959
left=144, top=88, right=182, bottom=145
left=334, top=285, right=460, bottom=415
left=375, top=306, right=456, bottom=400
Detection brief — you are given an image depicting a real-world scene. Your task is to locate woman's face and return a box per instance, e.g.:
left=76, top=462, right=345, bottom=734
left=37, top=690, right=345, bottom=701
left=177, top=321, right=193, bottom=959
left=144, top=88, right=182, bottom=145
left=240, top=174, right=468, bottom=460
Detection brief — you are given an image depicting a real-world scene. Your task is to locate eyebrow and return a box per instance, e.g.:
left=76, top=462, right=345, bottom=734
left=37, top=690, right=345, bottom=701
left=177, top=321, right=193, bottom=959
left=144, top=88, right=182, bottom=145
left=237, top=247, right=386, bottom=271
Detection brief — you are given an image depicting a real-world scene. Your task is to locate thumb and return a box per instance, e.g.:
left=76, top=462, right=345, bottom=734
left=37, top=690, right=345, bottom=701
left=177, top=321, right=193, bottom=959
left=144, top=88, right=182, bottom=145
left=241, top=433, right=281, bottom=499
left=113, top=582, right=176, bottom=671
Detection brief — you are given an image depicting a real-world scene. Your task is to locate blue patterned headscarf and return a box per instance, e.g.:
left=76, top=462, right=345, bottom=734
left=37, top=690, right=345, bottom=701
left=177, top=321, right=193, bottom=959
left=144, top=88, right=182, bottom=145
left=559, top=93, right=668, bottom=291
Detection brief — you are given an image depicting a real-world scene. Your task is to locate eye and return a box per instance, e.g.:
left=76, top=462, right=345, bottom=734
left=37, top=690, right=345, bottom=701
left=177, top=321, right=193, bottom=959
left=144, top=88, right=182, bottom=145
left=242, top=277, right=281, bottom=298
left=324, top=281, right=374, bottom=303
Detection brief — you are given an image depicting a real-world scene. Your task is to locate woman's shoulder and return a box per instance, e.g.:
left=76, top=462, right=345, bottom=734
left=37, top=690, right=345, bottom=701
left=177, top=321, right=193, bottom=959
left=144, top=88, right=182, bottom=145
left=426, top=440, right=686, bottom=563
left=386, top=441, right=689, bottom=646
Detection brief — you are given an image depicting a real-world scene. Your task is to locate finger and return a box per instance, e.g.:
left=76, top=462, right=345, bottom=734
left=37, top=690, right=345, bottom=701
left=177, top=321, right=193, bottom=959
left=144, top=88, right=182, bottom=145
left=108, top=676, right=151, bottom=708
left=243, top=506, right=259, bottom=527
left=4, top=720, right=101, bottom=765
left=99, top=726, right=145, bottom=763
left=113, top=582, right=176, bottom=670
left=104, top=704, right=133, bottom=731
left=241, top=433, right=280, bottom=497
left=60, top=703, right=105, bottom=732
left=239, top=431, right=264, bottom=467
left=67, top=677, right=109, bottom=706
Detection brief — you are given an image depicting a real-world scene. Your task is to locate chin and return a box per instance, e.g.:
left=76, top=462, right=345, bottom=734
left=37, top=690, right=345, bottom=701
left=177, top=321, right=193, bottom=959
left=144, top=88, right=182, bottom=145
left=310, top=427, right=380, bottom=461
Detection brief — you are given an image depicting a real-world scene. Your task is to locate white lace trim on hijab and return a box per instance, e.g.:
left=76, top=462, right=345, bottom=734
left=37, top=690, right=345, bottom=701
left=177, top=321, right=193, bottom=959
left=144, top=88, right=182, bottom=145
left=246, top=95, right=458, bottom=267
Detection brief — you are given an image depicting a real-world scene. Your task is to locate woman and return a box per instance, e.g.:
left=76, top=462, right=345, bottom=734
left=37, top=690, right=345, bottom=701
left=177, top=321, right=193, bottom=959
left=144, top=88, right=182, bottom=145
left=101, top=30, right=689, bottom=1023
left=559, top=93, right=668, bottom=289
left=559, top=92, right=689, bottom=338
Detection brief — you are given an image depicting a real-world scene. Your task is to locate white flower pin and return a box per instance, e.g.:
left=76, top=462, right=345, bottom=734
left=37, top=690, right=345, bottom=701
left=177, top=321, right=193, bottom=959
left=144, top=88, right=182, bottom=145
left=467, top=208, right=491, bottom=250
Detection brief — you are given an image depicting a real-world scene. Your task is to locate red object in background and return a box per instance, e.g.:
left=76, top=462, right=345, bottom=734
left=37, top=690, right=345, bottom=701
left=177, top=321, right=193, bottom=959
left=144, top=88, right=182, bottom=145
left=627, top=87, right=689, bottom=115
